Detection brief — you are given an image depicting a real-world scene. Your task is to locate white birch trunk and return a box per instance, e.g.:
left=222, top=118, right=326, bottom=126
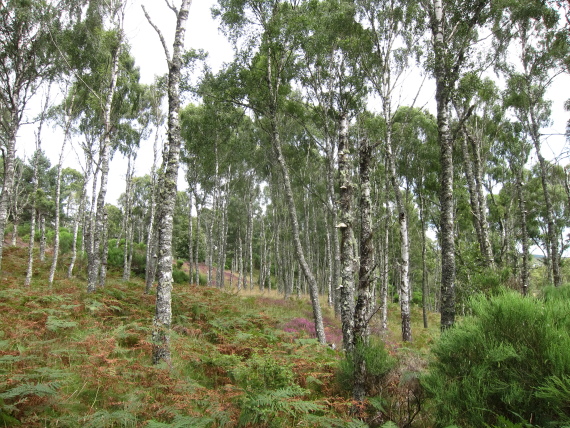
left=144, top=0, right=191, bottom=364
left=337, top=112, right=356, bottom=351
left=49, top=102, right=72, bottom=285
left=87, top=20, right=122, bottom=292
left=25, top=147, right=40, bottom=286
left=39, top=215, right=46, bottom=262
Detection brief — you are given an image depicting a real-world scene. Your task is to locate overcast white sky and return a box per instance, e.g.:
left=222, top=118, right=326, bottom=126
left=16, top=0, right=570, bottom=205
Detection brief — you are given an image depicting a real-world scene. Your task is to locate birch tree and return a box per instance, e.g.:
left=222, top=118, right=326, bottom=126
left=49, top=90, right=75, bottom=285
left=422, top=0, right=492, bottom=329
left=357, top=0, right=425, bottom=342
left=213, top=0, right=327, bottom=344
left=502, top=1, right=569, bottom=286
left=143, top=0, right=192, bottom=365
left=0, top=0, right=59, bottom=270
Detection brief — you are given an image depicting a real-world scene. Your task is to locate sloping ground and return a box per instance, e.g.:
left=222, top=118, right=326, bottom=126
left=0, top=250, right=363, bottom=427
left=0, top=243, right=440, bottom=427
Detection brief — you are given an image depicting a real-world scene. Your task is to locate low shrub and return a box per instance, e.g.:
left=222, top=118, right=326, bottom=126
left=173, top=268, right=189, bottom=284
left=337, top=340, right=395, bottom=396
left=423, top=288, right=570, bottom=427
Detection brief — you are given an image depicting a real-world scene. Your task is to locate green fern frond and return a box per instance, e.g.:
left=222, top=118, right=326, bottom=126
left=0, top=381, right=61, bottom=400
left=82, top=409, right=138, bottom=428
left=46, top=316, right=78, bottom=332
left=238, top=386, right=325, bottom=426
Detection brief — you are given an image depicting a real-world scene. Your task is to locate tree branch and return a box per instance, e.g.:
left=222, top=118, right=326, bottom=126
left=164, top=0, right=178, bottom=14
left=142, top=5, right=172, bottom=65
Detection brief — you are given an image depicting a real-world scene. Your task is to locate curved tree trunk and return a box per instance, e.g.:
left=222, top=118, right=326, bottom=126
left=273, top=129, right=326, bottom=344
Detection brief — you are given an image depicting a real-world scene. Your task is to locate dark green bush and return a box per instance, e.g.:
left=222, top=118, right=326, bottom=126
left=198, top=273, right=207, bottom=286
left=423, top=289, right=570, bottom=428
left=58, top=229, right=74, bottom=254
left=337, top=340, right=395, bottom=395
left=172, top=268, right=189, bottom=284
left=106, top=246, right=123, bottom=269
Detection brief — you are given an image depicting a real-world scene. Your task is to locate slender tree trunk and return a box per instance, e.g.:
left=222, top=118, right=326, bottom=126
left=206, top=210, right=213, bottom=286
left=122, top=155, right=132, bottom=280
left=273, top=219, right=281, bottom=294
left=337, top=112, right=356, bottom=351
left=259, top=218, right=266, bottom=291
left=461, top=133, right=485, bottom=253
left=144, top=0, right=191, bottom=365
left=386, top=116, right=412, bottom=342
left=9, top=163, right=25, bottom=247
left=68, top=205, right=81, bottom=278
left=515, top=167, right=530, bottom=295
left=419, top=186, right=429, bottom=328
left=194, top=201, right=201, bottom=286
left=381, top=176, right=391, bottom=331
left=99, top=210, right=109, bottom=287
left=123, top=154, right=134, bottom=281
left=39, top=215, right=46, bottom=262
left=145, top=124, right=160, bottom=293
left=188, top=189, right=193, bottom=283
left=49, top=110, right=72, bottom=285
left=353, top=137, right=375, bottom=401
left=246, top=184, right=254, bottom=290
left=238, top=233, right=243, bottom=291
left=217, top=181, right=229, bottom=289
left=145, top=230, right=158, bottom=295
left=10, top=222, right=18, bottom=247
left=87, top=32, right=121, bottom=292
left=531, top=124, right=560, bottom=286
left=461, top=127, right=494, bottom=267
left=325, top=215, right=333, bottom=307
left=0, top=110, right=19, bottom=271
left=272, top=119, right=326, bottom=344
left=85, top=166, right=99, bottom=265
left=433, top=0, right=456, bottom=329
left=25, top=211, right=37, bottom=286
left=25, top=154, right=40, bottom=286
left=328, top=150, right=342, bottom=317
left=471, top=132, right=494, bottom=268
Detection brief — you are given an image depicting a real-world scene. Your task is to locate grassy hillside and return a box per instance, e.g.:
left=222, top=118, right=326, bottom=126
left=0, top=245, right=440, bottom=427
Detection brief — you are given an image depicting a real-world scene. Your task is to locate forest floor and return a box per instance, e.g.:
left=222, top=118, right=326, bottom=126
left=0, top=245, right=441, bottom=427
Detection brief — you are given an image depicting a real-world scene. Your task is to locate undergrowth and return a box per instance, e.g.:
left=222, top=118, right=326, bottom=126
left=0, top=247, right=371, bottom=427
left=0, top=241, right=447, bottom=427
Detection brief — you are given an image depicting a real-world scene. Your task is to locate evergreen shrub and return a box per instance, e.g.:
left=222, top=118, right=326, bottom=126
left=423, top=288, right=570, bottom=427
left=198, top=273, right=207, bottom=286
left=106, top=246, right=123, bottom=269
left=337, top=340, right=395, bottom=395
left=173, top=268, right=189, bottom=284
left=58, top=229, right=74, bottom=254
